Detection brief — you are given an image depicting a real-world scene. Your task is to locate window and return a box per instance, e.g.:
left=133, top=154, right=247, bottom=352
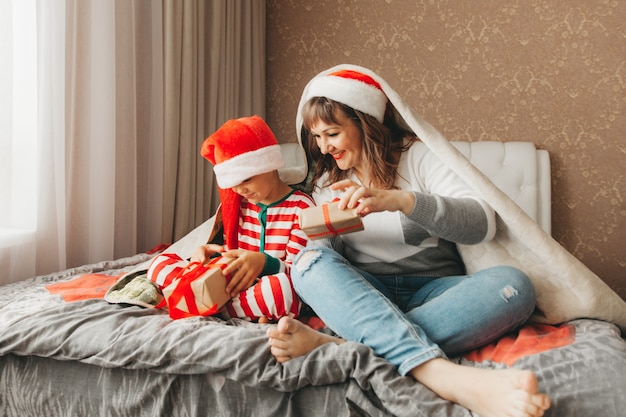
left=0, top=0, right=38, bottom=243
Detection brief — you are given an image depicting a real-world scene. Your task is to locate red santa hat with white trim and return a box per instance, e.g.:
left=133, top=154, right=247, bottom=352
left=301, top=68, right=388, bottom=123
left=201, top=115, right=284, bottom=250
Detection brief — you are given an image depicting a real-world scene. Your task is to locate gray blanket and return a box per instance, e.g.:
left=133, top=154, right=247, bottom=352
left=1, top=253, right=625, bottom=417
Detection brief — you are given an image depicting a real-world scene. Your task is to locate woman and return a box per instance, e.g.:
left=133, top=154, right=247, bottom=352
left=267, top=66, right=551, bottom=417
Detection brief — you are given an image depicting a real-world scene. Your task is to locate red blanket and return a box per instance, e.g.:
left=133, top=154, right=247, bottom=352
left=464, top=323, right=575, bottom=366
left=45, top=273, right=122, bottom=302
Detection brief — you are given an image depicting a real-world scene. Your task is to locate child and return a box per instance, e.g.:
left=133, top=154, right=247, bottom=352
left=149, top=115, right=315, bottom=322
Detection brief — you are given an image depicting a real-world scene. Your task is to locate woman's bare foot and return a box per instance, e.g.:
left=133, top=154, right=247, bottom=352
left=412, top=358, right=551, bottom=417
left=266, top=316, right=344, bottom=362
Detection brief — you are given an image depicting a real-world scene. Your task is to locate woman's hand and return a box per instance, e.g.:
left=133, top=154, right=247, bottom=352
left=221, top=249, right=266, bottom=297
left=330, top=180, right=415, bottom=216
left=190, top=243, right=226, bottom=264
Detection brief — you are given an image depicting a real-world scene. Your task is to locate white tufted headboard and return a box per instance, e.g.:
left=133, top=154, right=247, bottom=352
left=279, top=141, right=551, bottom=234
left=450, top=142, right=551, bottom=235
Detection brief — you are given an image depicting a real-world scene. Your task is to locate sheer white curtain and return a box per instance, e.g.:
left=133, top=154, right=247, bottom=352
left=0, top=0, right=165, bottom=285
left=0, top=0, right=266, bottom=286
left=0, top=0, right=66, bottom=285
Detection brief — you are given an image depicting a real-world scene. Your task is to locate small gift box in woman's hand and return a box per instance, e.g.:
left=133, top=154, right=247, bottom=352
left=299, top=201, right=364, bottom=240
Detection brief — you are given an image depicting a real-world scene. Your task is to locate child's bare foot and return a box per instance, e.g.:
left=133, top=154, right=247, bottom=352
left=412, top=358, right=550, bottom=417
left=266, top=316, right=343, bottom=362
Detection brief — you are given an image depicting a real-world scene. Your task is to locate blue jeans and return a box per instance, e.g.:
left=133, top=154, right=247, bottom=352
left=291, top=245, right=536, bottom=376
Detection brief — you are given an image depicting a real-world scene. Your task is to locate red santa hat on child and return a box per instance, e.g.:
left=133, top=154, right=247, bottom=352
left=302, top=69, right=388, bottom=123
left=201, top=115, right=284, bottom=250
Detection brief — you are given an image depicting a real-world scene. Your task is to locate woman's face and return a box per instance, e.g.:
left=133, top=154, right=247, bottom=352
left=309, top=110, right=364, bottom=173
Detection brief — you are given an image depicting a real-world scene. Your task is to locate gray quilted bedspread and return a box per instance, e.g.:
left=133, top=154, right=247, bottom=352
left=1, top=253, right=625, bottom=417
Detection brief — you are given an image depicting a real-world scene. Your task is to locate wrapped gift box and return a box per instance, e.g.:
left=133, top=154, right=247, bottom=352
left=162, top=256, right=232, bottom=318
left=299, top=201, right=364, bottom=240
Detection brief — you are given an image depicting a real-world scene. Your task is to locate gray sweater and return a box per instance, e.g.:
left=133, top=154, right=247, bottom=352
left=312, top=141, right=495, bottom=278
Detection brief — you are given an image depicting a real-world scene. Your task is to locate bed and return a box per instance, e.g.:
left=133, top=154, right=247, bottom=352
left=1, top=141, right=625, bottom=417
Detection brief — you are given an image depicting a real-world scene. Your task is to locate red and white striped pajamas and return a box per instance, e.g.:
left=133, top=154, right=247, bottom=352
left=148, top=190, right=314, bottom=321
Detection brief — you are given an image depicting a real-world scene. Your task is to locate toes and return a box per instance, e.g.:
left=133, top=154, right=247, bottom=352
left=270, top=345, right=291, bottom=363
left=276, top=316, right=294, bottom=333
left=266, top=326, right=278, bottom=339
left=536, top=393, right=550, bottom=411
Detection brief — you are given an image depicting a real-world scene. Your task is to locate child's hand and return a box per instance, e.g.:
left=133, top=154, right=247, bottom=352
left=221, top=250, right=266, bottom=297
left=190, top=244, right=226, bottom=264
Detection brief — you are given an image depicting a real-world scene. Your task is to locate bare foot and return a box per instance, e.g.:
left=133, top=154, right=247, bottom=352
left=266, top=316, right=343, bottom=362
left=257, top=316, right=271, bottom=324
left=412, top=358, right=551, bottom=417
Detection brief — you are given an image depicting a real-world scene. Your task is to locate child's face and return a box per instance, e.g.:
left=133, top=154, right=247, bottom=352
left=231, top=172, right=280, bottom=205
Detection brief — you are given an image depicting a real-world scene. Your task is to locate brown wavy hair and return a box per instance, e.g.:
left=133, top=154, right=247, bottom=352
left=301, top=97, right=418, bottom=191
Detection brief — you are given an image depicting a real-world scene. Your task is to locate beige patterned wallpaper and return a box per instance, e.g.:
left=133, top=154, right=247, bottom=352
left=265, top=0, right=625, bottom=300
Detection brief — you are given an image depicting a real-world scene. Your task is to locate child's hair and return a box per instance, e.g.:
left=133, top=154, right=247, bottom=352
left=301, top=97, right=418, bottom=190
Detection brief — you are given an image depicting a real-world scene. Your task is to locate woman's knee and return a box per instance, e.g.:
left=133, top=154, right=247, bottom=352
left=497, top=266, right=534, bottom=294
left=490, top=265, right=536, bottom=314
left=291, top=246, right=329, bottom=289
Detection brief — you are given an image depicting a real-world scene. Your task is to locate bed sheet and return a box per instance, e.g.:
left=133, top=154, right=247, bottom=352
left=1, top=253, right=625, bottom=417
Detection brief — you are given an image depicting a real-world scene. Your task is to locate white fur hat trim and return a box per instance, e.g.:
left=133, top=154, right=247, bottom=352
left=304, top=75, right=387, bottom=122
left=213, top=144, right=284, bottom=189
